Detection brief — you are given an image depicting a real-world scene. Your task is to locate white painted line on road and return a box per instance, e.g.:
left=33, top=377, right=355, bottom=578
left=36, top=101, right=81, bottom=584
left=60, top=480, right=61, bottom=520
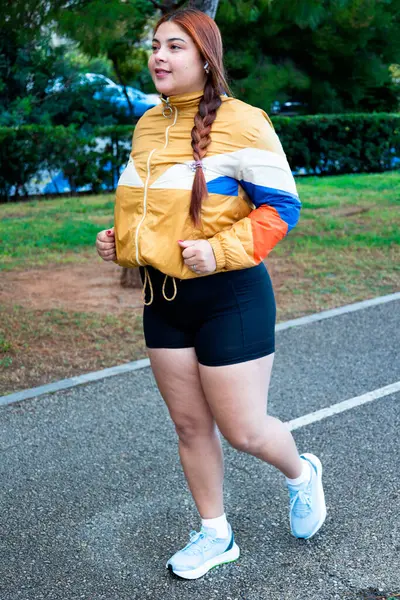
left=276, top=291, right=400, bottom=332
left=0, top=292, right=398, bottom=407
left=286, top=381, right=400, bottom=431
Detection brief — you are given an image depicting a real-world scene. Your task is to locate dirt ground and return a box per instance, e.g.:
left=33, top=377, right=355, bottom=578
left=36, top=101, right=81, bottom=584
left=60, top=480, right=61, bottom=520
left=0, top=257, right=284, bottom=315
left=0, top=258, right=145, bottom=314
left=2, top=255, right=397, bottom=396
left=0, top=258, right=290, bottom=396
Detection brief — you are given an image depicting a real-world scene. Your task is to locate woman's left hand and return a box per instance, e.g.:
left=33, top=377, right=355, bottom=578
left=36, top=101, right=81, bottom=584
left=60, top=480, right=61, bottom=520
left=178, top=239, right=217, bottom=274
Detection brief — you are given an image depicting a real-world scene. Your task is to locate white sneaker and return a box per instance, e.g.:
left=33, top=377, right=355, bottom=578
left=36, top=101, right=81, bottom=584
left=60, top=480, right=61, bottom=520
left=166, top=523, right=240, bottom=579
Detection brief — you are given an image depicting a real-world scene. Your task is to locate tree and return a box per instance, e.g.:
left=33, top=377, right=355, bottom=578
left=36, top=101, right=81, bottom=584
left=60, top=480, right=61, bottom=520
left=148, top=0, right=186, bottom=13
left=54, top=1, right=156, bottom=118
left=217, top=0, right=400, bottom=114
left=188, top=0, right=219, bottom=19
left=55, top=0, right=220, bottom=110
left=0, top=1, right=132, bottom=127
left=148, top=0, right=219, bottom=18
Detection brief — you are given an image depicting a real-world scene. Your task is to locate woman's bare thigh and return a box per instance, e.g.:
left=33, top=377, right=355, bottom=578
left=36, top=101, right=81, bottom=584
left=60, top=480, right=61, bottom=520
left=198, top=353, right=274, bottom=443
left=147, top=347, right=215, bottom=435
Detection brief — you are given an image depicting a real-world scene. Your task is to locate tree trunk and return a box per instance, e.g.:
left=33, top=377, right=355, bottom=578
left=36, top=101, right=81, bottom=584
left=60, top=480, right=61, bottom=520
left=120, top=267, right=142, bottom=289
left=151, top=0, right=219, bottom=18
left=111, top=58, right=134, bottom=120
left=150, top=0, right=186, bottom=14
left=188, top=0, right=219, bottom=19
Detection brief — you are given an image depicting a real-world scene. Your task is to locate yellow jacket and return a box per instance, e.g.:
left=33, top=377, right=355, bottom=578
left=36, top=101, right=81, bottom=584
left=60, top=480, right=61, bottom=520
left=113, top=90, right=301, bottom=304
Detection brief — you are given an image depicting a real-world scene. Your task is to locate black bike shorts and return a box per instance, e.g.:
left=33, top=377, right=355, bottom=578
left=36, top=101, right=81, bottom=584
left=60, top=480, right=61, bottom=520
left=139, top=262, right=276, bottom=367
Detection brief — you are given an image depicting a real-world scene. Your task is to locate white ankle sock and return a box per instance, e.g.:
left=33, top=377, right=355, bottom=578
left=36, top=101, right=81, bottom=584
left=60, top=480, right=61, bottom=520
left=201, top=513, right=229, bottom=538
left=286, top=459, right=312, bottom=487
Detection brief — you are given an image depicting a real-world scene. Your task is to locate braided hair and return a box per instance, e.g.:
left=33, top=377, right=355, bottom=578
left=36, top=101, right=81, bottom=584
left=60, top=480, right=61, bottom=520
left=190, top=78, right=222, bottom=227
left=153, top=8, right=232, bottom=228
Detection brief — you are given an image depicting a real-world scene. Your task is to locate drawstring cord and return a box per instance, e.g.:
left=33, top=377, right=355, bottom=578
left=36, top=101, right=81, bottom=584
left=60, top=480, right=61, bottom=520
left=141, top=267, right=154, bottom=306
left=162, top=273, right=177, bottom=302
left=141, top=96, right=178, bottom=306
left=142, top=266, right=178, bottom=305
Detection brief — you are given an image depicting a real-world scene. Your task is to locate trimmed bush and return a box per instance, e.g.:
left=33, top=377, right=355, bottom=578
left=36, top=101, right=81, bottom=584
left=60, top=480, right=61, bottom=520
left=273, top=113, right=400, bottom=175
left=0, top=113, right=399, bottom=202
left=0, top=125, right=133, bottom=201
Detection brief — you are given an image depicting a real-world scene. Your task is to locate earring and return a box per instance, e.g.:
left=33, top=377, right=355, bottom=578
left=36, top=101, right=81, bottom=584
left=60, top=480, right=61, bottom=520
left=204, top=61, right=210, bottom=74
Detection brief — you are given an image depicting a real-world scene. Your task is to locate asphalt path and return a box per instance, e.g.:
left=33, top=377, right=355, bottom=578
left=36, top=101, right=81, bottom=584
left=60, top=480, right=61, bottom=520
left=0, top=299, right=399, bottom=600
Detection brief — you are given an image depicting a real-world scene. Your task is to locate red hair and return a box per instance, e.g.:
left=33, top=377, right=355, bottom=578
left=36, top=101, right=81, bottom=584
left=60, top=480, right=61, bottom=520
left=154, top=8, right=232, bottom=227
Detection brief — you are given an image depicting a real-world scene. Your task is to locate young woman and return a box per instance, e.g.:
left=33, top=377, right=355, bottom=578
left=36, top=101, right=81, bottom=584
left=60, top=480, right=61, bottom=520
left=96, top=8, right=326, bottom=580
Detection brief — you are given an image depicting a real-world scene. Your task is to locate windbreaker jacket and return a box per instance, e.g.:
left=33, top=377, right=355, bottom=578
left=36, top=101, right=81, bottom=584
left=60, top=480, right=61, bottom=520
left=113, top=89, right=301, bottom=303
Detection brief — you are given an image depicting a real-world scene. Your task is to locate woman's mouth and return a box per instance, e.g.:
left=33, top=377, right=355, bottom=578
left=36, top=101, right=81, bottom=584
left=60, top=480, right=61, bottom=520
left=155, top=68, right=171, bottom=79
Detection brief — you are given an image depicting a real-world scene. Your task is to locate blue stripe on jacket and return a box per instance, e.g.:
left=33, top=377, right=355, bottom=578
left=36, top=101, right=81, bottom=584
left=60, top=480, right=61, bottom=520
left=206, top=176, right=239, bottom=196
left=239, top=180, right=301, bottom=231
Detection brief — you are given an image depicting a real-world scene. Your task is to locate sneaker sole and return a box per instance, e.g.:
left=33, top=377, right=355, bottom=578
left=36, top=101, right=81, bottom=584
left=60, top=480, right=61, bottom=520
left=166, top=542, right=240, bottom=580
left=293, top=453, right=327, bottom=540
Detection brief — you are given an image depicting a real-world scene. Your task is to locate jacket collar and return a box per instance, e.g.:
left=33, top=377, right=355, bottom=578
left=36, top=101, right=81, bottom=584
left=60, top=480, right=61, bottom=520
left=160, top=89, right=204, bottom=109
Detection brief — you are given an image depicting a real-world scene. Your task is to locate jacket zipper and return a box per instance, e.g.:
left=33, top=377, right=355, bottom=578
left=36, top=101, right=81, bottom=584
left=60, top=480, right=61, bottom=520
left=135, top=100, right=178, bottom=266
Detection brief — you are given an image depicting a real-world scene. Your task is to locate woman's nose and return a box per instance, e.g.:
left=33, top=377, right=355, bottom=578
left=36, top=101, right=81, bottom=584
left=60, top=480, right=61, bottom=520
left=155, top=46, right=168, bottom=62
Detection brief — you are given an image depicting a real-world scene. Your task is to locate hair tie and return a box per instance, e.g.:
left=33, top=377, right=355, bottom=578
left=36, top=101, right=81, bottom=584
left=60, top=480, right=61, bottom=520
left=190, top=160, right=205, bottom=172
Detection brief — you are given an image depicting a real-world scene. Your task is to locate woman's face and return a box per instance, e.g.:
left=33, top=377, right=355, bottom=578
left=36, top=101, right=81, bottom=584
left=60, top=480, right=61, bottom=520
left=148, top=21, right=207, bottom=97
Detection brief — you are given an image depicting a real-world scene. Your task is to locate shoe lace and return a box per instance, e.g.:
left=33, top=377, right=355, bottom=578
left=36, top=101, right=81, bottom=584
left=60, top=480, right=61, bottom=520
left=182, top=529, right=218, bottom=556
left=289, top=486, right=313, bottom=516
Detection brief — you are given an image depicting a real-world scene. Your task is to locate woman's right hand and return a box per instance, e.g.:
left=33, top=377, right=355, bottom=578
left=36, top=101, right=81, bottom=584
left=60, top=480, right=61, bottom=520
left=96, top=227, right=116, bottom=262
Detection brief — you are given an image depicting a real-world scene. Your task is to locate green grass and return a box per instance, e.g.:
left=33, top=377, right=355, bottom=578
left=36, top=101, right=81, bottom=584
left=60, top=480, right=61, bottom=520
left=288, top=171, right=399, bottom=245
left=0, top=195, right=115, bottom=218
left=0, top=171, right=399, bottom=394
left=0, top=172, right=399, bottom=271
left=0, top=195, right=115, bottom=270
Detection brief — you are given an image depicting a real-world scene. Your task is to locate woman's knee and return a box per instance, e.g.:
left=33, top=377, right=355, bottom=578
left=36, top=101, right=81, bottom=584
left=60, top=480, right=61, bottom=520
left=222, top=427, right=264, bottom=454
left=172, top=415, right=216, bottom=445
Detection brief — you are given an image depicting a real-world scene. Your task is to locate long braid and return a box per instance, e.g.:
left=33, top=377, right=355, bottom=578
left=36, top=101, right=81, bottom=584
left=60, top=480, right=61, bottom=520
left=190, top=78, right=222, bottom=227
left=153, top=8, right=232, bottom=227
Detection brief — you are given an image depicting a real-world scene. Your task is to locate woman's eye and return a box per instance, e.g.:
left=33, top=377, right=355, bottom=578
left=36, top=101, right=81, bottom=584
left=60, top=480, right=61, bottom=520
left=151, top=44, right=181, bottom=52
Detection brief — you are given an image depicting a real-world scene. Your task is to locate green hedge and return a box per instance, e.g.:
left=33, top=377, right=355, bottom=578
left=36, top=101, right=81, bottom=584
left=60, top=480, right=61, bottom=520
left=0, top=113, right=399, bottom=202
left=0, top=125, right=133, bottom=201
left=272, top=112, right=400, bottom=175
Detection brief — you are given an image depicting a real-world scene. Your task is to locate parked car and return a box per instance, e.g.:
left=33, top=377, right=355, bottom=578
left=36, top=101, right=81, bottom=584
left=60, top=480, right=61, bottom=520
left=47, top=72, right=161, bottom=118
left=270, top=100, right=307, bottom=116
left=84, top=73, right=160, bottom=117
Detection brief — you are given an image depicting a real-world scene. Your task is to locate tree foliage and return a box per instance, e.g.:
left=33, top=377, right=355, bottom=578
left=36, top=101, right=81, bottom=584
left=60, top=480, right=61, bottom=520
left=217, top=0, right=400, bottom=113
left=1, top=0, right=399, bottom=127
left=0, top=1, right=133, bottom=126
left=54, top=0, right=220, bottom=102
